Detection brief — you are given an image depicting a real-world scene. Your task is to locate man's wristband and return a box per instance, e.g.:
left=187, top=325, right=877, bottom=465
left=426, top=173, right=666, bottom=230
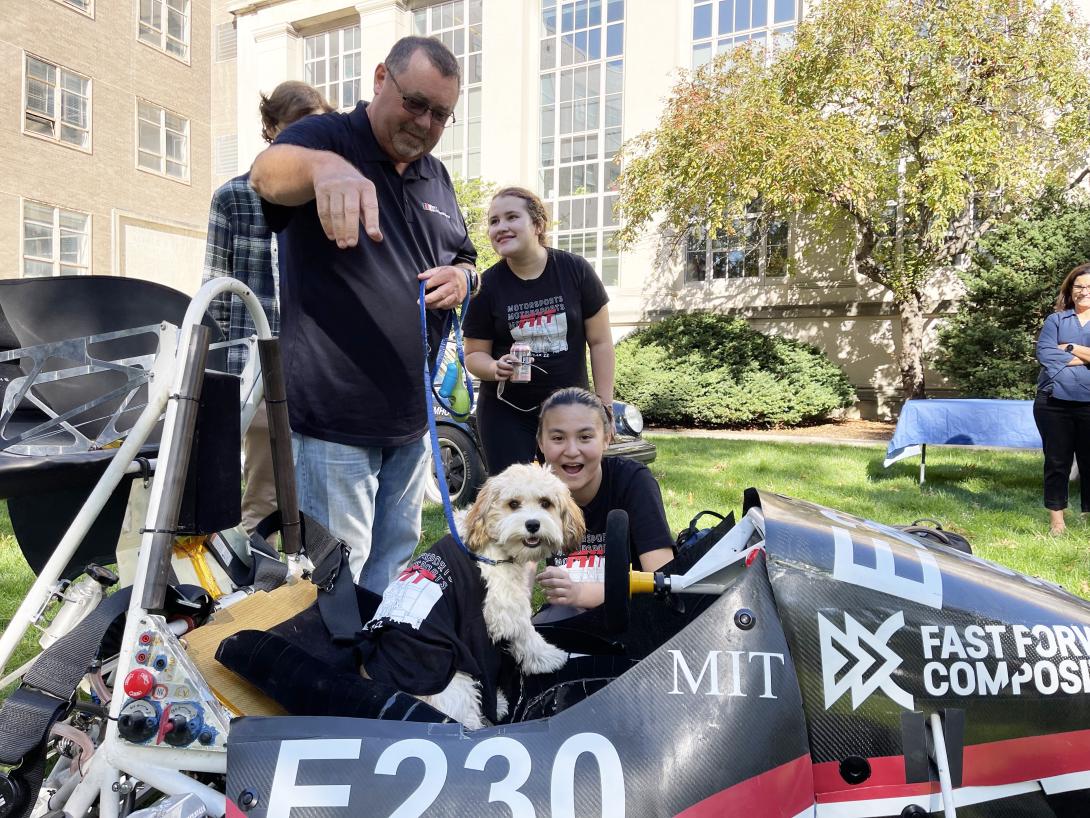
left=463, top=268, right=480, bottom=297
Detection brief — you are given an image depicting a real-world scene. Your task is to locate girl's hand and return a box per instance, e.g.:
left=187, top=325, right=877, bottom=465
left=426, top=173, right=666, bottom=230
left=536, top=566, right=582, bottom=606
left=494, top=354, right=516, bottom=381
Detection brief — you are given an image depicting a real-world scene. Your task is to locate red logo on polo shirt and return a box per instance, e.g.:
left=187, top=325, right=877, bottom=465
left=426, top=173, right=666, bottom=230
left=422, top=202, right=451, bottom=219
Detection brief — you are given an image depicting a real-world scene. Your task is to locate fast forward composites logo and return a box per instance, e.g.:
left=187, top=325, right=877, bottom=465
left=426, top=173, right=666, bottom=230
left=818, top=611, right=914, bottom=710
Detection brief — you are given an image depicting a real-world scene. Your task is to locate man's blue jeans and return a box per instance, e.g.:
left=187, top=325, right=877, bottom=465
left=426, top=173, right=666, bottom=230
left=293, top=432, right=430, bottom=595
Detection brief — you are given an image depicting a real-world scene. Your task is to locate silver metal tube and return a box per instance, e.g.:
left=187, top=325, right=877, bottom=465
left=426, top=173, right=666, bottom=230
left=930, top=712, right=958, bottom=818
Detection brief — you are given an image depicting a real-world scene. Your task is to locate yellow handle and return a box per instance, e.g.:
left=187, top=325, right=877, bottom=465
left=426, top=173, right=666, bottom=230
left=629, top=571, right=656, bottom=596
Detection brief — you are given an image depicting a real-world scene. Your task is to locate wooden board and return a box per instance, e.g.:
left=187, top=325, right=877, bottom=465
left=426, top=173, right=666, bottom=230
left=185, top=581, right=316, bottom=716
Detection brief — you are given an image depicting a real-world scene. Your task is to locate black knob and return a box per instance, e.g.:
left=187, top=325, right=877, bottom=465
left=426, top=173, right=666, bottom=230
left=117, top=710, right=158, bottom=743
left=734, top=608, right=756, bottom=630
left=164, top=714, right=196, bottom=747
left=85, top=564, right=119, bottom=588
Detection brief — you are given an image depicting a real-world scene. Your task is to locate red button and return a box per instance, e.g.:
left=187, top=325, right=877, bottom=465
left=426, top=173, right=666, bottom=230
left=124, top=668, right=155, bottom=699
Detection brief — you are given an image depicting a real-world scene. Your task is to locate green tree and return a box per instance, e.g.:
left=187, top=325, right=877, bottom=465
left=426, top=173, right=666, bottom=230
left=616, top=0, right=1090, bottom=398
left=453, top=175, right=499, bottom=272
left=934, top=201, right=1090, bottom=397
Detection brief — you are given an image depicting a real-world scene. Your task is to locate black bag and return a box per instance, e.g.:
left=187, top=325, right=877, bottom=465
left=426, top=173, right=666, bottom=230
left=676, top=510, right=734, bottom=554
left=897, top=518, right=972, bottom=555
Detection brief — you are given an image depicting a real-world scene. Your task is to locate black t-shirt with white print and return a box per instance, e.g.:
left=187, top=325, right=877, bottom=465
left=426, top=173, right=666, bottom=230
left=357, top=535, right=516, bottom=724
left=462, top=248, right=609, bottom=410
left=551, top=456, right=674, bottom=581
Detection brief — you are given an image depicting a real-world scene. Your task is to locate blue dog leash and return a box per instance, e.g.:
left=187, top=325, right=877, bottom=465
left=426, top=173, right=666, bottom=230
left=418, top=279, right=510, bottom=566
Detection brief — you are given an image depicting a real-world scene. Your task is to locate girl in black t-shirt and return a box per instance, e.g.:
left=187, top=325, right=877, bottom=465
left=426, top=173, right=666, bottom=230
left=463, top=187, right=615, bottom=475
left=534, top=388, right=674, bottom=609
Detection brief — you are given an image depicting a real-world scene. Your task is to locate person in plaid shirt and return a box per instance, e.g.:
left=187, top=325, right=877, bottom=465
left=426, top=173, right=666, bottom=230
left=202, top=81, right=332, bottom=539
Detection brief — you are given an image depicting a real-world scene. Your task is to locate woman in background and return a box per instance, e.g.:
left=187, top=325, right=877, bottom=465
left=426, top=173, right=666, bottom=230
left=1033, top=262, right=1090, bottom=535
left=463, top=187, right=615, bottom=475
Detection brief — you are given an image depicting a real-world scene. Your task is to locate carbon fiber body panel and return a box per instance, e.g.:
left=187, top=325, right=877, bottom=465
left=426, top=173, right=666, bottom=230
left=753, top=491, right=1090, bottom=814
left=225, top=559, right=812, bottom=817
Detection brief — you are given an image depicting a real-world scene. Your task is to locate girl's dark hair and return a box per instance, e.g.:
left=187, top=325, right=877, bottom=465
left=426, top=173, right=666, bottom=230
left=492, top=186, right=550, bottom=246
left=537, top=387, right=610, bottom=437
left=259, top=81, right=334, bottom=143
left=1055, top=262, right=1090, bottom=312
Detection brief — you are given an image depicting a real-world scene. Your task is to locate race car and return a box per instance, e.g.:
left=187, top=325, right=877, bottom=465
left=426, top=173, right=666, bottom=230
left=219, top=491, right=1090, bottom=817
left=0, top=276, right=1088, bottom=818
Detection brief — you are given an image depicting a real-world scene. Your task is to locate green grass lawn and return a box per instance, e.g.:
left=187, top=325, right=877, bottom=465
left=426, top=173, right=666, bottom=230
left=422, top=435, right=1090, bottom=594
left=3, top=435, right=1087, bottom=681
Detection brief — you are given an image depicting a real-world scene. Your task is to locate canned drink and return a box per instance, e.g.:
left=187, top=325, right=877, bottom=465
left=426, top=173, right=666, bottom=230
left=509, top=343, right=533, bottom=383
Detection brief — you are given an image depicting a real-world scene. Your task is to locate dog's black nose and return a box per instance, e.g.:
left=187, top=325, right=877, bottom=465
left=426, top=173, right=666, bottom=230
left=525, top=519, right=540, bottom=534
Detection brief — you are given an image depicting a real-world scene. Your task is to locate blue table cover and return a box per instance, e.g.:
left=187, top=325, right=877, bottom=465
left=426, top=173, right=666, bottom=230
left=883, top=399, right=1041, bottom=467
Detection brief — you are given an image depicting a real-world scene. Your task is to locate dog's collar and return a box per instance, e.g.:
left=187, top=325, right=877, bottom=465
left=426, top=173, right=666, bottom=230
left=468, top=552, right=514, bottom=567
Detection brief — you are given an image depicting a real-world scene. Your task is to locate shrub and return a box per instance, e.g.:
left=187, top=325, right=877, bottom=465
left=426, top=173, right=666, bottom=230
left=934, top=202, right=1090, bottom=398
left=615, top=312, right=855, bottom=427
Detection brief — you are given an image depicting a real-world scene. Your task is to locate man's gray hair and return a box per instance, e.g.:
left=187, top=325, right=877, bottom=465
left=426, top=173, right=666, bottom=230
left=385, top=36, right=461, bottom=84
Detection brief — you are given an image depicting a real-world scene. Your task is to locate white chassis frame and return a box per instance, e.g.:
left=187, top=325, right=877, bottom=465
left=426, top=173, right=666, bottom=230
left=0, top=278, right=271, bottom=817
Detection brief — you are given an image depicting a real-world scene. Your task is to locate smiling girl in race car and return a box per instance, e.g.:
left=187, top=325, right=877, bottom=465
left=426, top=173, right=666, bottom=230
left=534, top=387, right=674, bottom=609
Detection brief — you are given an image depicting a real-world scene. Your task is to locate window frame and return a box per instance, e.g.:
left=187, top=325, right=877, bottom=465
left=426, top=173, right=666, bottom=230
left=303, top=24, right=362, bottom=113
left=52, top=0, right=94, bottom=18
left=21, top=199, right=92, bottom=278
left=412, top=0, right=484, bottom=179
left=541, top=0, right=625, bottom=286
left=691, top=0, right=799, bottom=67
left=22, top=53, right=92, bottom=153
left=137, top=0, right=191, bottom=64
left=135, top=99, right=190, bottom=184
left=684, top=212, right=791, bottom=284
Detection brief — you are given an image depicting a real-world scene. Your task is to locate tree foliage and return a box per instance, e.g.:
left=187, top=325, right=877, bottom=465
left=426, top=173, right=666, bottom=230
left=453, top=174, right=499, bottom=271
left=934, top=200, right=1090, bottom=398
left=614, top=312, right=855, bottom=427
left=617, top=0, right=1090, bottom=398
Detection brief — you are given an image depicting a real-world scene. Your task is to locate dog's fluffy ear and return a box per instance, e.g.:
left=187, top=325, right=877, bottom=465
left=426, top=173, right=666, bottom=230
left=560, top=490, right=586, bottom=552
left=462, top=479, right=497, bottom=553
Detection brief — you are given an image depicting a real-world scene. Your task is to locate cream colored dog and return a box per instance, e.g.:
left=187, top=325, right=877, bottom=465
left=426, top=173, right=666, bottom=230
left=423, top=463, right=585, bottom=728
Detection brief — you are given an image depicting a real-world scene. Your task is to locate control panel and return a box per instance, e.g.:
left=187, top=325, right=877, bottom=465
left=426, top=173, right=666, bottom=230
left=115, top=614, right=230, bottom=751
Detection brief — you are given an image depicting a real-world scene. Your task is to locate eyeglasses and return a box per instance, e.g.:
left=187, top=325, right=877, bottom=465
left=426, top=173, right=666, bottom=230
left=386, top=70, right=456, bottom=128
left=1073, top=286, right=1090, bottom=293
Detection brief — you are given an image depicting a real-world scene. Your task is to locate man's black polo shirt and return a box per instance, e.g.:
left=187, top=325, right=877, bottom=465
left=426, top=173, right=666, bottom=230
left=263, top=102, right=476, bottom=447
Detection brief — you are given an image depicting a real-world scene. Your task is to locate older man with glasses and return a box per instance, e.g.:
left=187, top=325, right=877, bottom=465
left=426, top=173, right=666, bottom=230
left=251, top=36, right=480, bottom=594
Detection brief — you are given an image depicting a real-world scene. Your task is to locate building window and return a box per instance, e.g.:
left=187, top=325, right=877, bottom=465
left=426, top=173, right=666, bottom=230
left=413, top=0, right=484, bottom=179
left=692, top=0, right=799, bottom=67
left=22, top=201, right=91, bottom=278
left=55, top=0, right=93, bottom=16
left=685, top=214, right=789, bottom=283
left=541, top=0, right=624, bottom=286
left=24, top=55, right=91, bottom=151
left=304, top=26, right=361, bottom=111
left=139, top=0, right=190, bottom=61
left=137, top=100, right=189, bottom=181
